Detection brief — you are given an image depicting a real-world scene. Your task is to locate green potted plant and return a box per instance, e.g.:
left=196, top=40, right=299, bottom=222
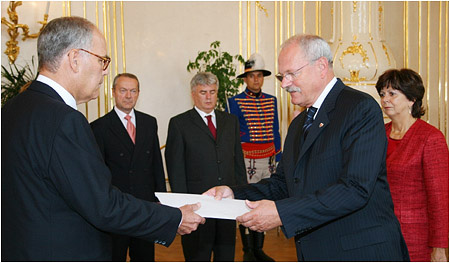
left=187, top=41, right=245, bottom=111
left=1, top=58, right=37, bottom=107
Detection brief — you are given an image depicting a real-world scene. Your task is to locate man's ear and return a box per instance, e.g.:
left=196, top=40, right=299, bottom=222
left=67, top=49, right=81, bottom=73
left=318, top=57, right=329, bottom=78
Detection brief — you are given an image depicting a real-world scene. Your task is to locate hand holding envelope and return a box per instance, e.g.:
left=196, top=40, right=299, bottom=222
left=156, top=191, right=251, bottom=220
left=177, top=202, right=206, bottom=235
left=203, top=186, right=283, bottom=232
left=157, top=186, right=282, bottom=232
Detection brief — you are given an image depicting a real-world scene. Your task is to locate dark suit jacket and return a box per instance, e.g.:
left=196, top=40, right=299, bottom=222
left=233, top=79, right=410, bottom=261
left=1, top=81, right=181, bottom=261
left=165, top=108, right=246, bottom=194
left=90, top=109, right=166, bottom=202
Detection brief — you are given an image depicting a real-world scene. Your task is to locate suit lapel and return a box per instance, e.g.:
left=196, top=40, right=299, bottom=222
left=108, top=110, right=134, bottom=154
left=189, top=108, right=215, bottom=141
left=297, top=79, right=345, bottom=163
left=130, top=111, right=148, bottom=164
left=215, top=110, right=224, bottom=142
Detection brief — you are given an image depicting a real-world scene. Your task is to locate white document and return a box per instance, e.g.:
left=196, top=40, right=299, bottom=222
left=155, top=192, right=251, bottom=220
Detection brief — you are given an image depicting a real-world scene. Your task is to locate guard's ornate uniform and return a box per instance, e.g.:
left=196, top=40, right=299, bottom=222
left=228, top=88, right=281, bottom=182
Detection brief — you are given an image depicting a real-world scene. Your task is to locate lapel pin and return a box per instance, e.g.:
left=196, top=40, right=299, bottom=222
left=319, top=123, right=324, bottom=128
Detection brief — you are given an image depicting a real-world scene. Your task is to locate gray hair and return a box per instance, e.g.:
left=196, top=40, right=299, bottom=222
left=281, top=34, right=333, bottom=66
left=113, top=73, right=140, bottom=90
left=37, top=16, right=96, bottom=72
left=190, top=72, right=219, bottom=91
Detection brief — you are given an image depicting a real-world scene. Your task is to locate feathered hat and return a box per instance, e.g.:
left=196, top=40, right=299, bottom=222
left=237, top=53, right=271, bottom=78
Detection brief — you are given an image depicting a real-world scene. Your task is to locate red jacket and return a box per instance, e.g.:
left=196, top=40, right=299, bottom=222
left=386, top=119, right=449, bottom=261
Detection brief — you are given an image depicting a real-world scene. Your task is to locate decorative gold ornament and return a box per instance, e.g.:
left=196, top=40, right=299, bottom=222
left=339, top=42, right=370, bottom=82
left=255, top=1, right=268, bottom=17
left=1, top=1, right=49, bottom=63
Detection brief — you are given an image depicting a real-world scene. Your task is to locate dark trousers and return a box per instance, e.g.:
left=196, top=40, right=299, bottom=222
left=111, top=233, right=155, bottom=262
left=181, top=218, right=236, bottom=261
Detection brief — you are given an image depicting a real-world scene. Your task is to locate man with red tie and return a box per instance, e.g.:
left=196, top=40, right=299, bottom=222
left=165, top=72, right=247, bottom=261
left=91, top=73, right=167, bottom=261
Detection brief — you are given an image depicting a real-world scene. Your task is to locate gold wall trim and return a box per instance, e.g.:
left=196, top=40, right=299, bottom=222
left=445, top=1, right=448, bottom=139
left=426, top=1, right=430, bottom=122
left=247, top=1, right=250, bottom=59
left=255, top=1, right=258, bottom=53
left=418, top=2, right=421, bottom=74
left=403, top=1, right=408, bottom=67
left=120, top=1, right=126, bottom=73
left=438, top=1, right=442, bottom=129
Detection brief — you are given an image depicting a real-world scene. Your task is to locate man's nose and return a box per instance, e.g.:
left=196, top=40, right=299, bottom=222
left=281, top=78, right=291, bottom=89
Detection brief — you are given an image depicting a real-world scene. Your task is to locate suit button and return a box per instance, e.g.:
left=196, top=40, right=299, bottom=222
left=294, top=178, right=299, bottom=183
left=217, top=160, right=221, bottom=164
left=218, top=177, right=222, bottom=181
left=119, top=153, right=124, bottom=157
left=129, top=170, right=133, bottom=174
left=146, top=150, right=150, bottom=154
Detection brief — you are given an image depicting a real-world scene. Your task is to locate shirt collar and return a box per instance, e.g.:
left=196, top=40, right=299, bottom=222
left=36, top=74, right=77, bottom=110
left=312, top=77, right=337, bottom=110
left=114, top=107, right=135, bottom=120
left=194, top=106, right=215, bottom=119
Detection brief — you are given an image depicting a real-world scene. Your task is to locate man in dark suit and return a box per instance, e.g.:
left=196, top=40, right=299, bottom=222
left=91, top=73, right=166, bottom=261
left=165, top=72, right=247, bottom=261
left=205, top=34, right=410, bottom=261
left=1, top=16, right=204, bottom=261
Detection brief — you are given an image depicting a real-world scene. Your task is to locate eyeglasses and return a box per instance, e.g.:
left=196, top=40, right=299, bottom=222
left=78, top=49, right=111, bottom=71
left=275, top=62, right=311, bottom=82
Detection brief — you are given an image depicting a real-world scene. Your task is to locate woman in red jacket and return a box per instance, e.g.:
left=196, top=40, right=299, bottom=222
left=376, top=68, right=449, bottom=262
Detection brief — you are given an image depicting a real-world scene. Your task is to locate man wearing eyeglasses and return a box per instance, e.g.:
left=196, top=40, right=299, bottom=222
left=205, top=34, right=409, bottom=261
left=2, top=16, right=205, bottom=261
left=227, top=53, right=280, bottom=262
left=91, top=73, right=167, bottom=261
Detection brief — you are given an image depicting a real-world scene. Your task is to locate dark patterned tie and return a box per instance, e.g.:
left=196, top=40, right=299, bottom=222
left=205, top=115, right=216, bottom=139
left=302, top=107, right=317, bottom=139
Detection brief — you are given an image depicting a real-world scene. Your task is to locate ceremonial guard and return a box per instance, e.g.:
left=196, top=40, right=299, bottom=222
left=228, top=53, right=281, bottom=261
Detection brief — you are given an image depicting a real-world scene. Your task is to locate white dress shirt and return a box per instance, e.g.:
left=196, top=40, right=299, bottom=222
left=194, top=106, right=216, bottom=128
left=311, top=77, right=337, bottom=119
left=114, top=107, right=136, bottom=129
left=36, top=74, right=77, bottom=110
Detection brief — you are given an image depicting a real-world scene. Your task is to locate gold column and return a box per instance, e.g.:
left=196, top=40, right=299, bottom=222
left=403, top=1, right=408, bottom=68
left=426, top=1, right=430, bottom=122
left=418, top=2, right=421, bottom=74
left=96, top=1, right=101, bottom=117
left=292, top=1, right=295, bottom=35
left=247, top=1, right=251, bottom=58
left=438, top=1, right=442, bottom=129
left=445, top=1, right=448, bottom=139
left=102, top=1, right=108, bottom=114
left=303, top=1, right=306, bottom=34
left=113, top=2, right=118, bottom=77
left=255, top=2, right=258, bottom=53
left=120, top=1, right=126, bottom=73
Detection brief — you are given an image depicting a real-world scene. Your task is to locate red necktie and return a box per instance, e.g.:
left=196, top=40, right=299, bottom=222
left=125, top=114, right=136, bottom=144
left=205, top=115, right=216, bottom=139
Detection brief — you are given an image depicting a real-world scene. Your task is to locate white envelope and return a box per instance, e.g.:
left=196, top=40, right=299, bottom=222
left=155, top=192, right=251, bottom=220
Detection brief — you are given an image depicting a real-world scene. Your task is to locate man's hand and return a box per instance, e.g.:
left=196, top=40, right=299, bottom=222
left=236, top=200, right=282, bottom=232
left=203, top=186, right=234, bottom=200
left=177, top=203, right=205, bottom=235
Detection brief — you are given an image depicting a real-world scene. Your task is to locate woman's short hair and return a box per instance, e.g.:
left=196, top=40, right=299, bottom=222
left=376, top=68, right=425, bottom=118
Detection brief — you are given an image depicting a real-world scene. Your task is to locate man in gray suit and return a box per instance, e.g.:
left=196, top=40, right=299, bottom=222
left=165, top=72, right=247, bottom=261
